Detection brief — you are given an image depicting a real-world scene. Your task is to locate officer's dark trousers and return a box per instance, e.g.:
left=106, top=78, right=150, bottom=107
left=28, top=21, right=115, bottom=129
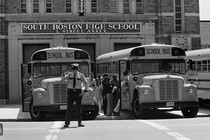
left=65, top=89, right=82, bottom=126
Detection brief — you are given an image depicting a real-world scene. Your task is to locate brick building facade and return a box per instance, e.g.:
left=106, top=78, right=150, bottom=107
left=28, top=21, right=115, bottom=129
left=0, top=0, right=201, bottom=104
left=200, top=21, right=210, bottom=48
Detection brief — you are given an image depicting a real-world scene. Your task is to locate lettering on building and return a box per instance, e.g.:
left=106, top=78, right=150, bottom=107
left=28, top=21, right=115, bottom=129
left=21, top=22, right=142, bottom=34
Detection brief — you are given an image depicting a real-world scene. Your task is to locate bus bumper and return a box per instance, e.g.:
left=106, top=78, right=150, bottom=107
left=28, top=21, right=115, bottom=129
left=33, top=104, right=96, bottom=112
left=141, top=101, right=199, bottom=109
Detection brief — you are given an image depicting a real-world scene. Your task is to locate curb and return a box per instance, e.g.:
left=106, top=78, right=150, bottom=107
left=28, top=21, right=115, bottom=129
left=0, top=105, right=134, bottom=121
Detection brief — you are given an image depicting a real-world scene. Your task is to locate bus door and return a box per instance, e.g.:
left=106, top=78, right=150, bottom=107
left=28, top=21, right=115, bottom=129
left=21, top=64, right=32, bottom=112
left=119, top=60, right=130, bottom=110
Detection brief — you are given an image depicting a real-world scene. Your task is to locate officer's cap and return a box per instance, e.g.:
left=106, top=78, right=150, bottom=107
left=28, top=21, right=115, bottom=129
left=71, top=63, right=79, bottom=70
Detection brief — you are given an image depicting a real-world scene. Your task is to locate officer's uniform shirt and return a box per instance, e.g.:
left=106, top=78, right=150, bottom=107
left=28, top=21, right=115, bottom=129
left=61, top=71, right=88, bottom=90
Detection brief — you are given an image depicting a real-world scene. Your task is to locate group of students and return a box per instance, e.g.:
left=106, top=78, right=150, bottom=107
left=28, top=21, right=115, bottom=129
left=89, top=74, right=121, bottom=116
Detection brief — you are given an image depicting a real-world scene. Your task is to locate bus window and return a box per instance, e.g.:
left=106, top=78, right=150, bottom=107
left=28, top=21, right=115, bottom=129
left=192, top=61, right=196, bottom=71
left=34, top=65, right=47, bottom=77
left=48, top=66, right=53, bottom=75
left=202, top=60, right=207, bottom=72
left=208, top=60, right=210, bottom=72
left=79, top=63, right=89, bottom=76
left=197, top=61, right=201, bottom=72
left=131, top=59, right=186, bottom=75
left=33, top=62, right=89, bottom=78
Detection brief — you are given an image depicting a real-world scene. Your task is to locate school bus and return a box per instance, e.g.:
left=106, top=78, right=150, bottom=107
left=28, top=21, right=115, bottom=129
left=96, top=43, right=199, bottom=118
left=21, top=46, right=98, bottom=120
left=186, top=48, right=210, bottom=105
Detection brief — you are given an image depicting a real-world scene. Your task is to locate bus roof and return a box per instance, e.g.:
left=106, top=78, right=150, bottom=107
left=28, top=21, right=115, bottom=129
left=32, top=46, right=84, bottom=54
left=97, top=43, right=185, bottom=62
left=31, top=46, right=90, bottom=62
left=186, top=48, right=210, bottom=60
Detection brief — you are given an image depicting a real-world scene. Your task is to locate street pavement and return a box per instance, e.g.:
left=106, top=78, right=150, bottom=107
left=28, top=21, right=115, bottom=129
left=0, top=104, right=134, bottom=121
left=2, top=104, right=210, bottom=121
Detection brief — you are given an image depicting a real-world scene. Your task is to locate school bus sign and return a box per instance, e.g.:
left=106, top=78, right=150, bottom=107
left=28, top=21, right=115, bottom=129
left=21, top=22, right=141, bottom=34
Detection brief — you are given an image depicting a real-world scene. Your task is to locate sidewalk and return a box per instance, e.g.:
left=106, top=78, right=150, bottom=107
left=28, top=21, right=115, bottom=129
left=0, top=104, right=31, bottom=121
left=0, top=104, right=134, bottom=121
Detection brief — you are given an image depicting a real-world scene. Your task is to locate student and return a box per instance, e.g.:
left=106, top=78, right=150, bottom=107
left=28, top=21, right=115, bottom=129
left=94, top=78, right=103, bottom=115
left=111, top=75, right=120, bottom=116
left=102, top=74, right=113, bottom=116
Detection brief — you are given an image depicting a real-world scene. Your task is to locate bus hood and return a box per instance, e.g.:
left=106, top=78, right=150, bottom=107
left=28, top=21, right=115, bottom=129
left=41, top=77, right=63, bottom=89
left=142, top=74, right=184, bottom=86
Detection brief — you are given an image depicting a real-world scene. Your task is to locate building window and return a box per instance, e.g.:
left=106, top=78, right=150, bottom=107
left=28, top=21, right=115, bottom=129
left=123, top=0, right=130, bottom=14
left=20, top=0, right=27, bottom=13
left=46, top=0, right=52, bottom=13
left=91, top=0, right=98, bottom=13
left=136, top=0, right=143, bottom=14
left=110, top=0, right=118, bottom=13
left=78, top=0, right=85, bottom=14
left=33, top=0, right=39, bottom=13
left=66, top=0, right=71, bottom=13
left=174, top=0, right=182, bottom=33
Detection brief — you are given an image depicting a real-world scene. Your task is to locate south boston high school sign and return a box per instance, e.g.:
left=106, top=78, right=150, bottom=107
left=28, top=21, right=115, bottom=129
left=21, top=22, right=141, bottom=34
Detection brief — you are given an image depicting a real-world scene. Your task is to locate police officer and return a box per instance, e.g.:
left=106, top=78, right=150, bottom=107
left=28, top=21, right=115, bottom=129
left=61, top=63, right=88, bottom=128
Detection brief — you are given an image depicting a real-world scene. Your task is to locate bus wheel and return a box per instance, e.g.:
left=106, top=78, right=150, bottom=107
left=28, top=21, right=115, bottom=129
left=181, top=107, right=199, bottom=118
left=132, top=96, right=143, bottom=118
left=29, top=99, right=46, bottom=121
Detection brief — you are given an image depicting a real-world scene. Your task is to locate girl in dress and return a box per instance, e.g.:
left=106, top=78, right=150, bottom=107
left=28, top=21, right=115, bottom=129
left=94, top=78, right=103, bottom=115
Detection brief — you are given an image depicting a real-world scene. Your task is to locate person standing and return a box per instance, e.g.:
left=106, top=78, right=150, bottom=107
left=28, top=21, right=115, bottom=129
left=88, top=73, right=96, bottom=88
left=94, top=78, right=103, bottom=115
left=61, top=63, right=88, bottom=128
left=111, top=75, right=120, bottom=116
left=101, top=74, right=108, bottom=115
left=102, top=74, right=113, bottom=116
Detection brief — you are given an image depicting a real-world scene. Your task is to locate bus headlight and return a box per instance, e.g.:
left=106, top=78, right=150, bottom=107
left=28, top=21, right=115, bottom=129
left=144, top=89, right=149, bottom=95
left=189, top=88, right=193, bottom=94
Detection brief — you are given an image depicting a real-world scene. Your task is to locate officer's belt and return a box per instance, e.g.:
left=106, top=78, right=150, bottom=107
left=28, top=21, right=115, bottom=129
left=68, top=88, right=81, bottom=92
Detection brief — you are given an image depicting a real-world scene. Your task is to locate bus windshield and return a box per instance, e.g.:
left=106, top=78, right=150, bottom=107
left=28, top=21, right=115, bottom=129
left=33, top=62, right=89, bottom=78
left=131, top=59, right=186, bottom=75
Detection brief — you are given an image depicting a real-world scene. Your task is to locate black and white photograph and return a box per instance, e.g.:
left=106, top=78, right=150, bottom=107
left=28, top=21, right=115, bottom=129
left=1, top=0, right=210, bottom=139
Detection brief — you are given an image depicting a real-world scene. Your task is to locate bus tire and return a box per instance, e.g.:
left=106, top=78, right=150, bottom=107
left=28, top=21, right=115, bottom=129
left=181, top=106, right=199, bottom=118
left=29, top=99, right=46, bottom=121
left=83, top=100, right=99, bottom=120
left=132, top=95, right=144, bottom=118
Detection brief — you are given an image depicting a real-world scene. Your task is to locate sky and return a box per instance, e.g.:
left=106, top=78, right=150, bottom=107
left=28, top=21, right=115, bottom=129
left=199, top=0, right=210, bottom=20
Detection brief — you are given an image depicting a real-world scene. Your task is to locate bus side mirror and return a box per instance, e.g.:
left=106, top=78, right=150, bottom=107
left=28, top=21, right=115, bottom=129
left=189, top=60, right=193, bottom=70
left=28, top=64, right=31, bottom=73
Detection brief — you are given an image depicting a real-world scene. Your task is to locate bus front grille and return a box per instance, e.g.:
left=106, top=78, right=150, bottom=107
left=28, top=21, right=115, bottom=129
left=159, top=80, right=179, bottom=101
left=53, top=84, right=67, bottom=104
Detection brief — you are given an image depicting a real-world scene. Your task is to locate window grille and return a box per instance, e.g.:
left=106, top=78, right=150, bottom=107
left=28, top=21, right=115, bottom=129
left=20, top=0, right=27, bottom=13
left=91, top=0, right=98, bottom=13
left=123, top=0, right=130, bottom=14
left=136, top=0, right=143, bottom=14
left=46, top=0, right=52, bottom=13
left=33, top=0, right=39, bottom=13
left=175, top=0, right=182, bottom=33
left=110, top=0, right=118, bottom=13
left=66, top=0, right=71, bottom=13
